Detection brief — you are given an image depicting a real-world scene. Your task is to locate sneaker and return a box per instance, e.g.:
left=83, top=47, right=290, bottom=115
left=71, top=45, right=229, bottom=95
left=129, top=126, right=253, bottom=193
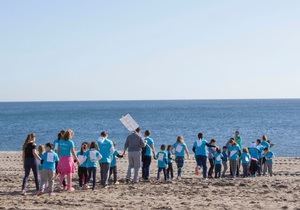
left=21, top=190, right=27, bottom=196
left=114, top=181, right=120, bottom=185
left=49, top=192, right=55, bottom=196
left=67, top=187, right=75, bottom=192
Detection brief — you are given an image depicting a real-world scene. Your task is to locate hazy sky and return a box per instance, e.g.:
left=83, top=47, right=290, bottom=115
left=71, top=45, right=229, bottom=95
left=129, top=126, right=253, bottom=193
left=0, top=1, right=299, bottom=101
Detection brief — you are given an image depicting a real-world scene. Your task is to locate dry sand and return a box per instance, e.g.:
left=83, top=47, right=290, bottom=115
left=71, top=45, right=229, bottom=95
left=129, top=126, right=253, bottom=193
left=0, top=152, right=299, bottom=210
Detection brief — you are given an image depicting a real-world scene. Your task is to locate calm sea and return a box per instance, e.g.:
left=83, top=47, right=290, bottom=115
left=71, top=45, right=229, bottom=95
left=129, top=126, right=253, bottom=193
left=0, top=99, right=299, bottom=157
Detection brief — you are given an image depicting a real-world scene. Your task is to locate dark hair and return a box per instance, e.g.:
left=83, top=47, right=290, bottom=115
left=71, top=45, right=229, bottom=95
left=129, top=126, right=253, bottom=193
left=145, top=130, right=151, bottom=137
left=90, top=141, right=97, bottom=149
left=45, top=143, right=53, bottom=150
left=223, top=146, right=227, bottom=149
left=161, top=144, right=166, bottom=150
left=167, top=145, right=172, bottom=150
left=80, top=142, right=89, bottom=155
left=256, top=139, right=261, bottom=144
left=177, top=136, right=184, bottom=143
left=22, top=133, right=35, bottom=151
left=58, top=130, right=65, bottom=140
left=216, top=147, right=221, bottom=153
left=100, top=131, right=108, bottom=137
left=263, top=147, right=269, bottom=151
left=198, top=133, right=203, bottom=139
left=210, top=139, right=216, bottom=143
left=135, top=127, right=141, bottom=133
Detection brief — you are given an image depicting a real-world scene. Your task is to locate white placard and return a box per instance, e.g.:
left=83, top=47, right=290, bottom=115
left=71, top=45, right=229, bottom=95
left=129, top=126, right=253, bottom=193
left=90, top=150, right=97, bottom=162
left=78, top=155, right=87, bottom=165
left=176, top=145, right=183, bottom=153
left=47, top=153, right=54, bottom=162
left=158, top=153, right=164, bottom=161
left=245, top=156, right=249, bottom=162
left=120, top=114, right=140, bottom=132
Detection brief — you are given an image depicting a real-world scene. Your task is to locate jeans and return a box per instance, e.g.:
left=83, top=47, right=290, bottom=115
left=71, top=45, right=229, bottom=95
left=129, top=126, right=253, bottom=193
left=78, top=166, right=88, bottom=187
left=215, top=164, right=222, bottom=178
left=100, top=163, right=110, bottom=187
left=242, top=163, right=249, bottom=177
left=88, top=167, right=97, bottom=190
left=222, top=161, right=228, bottom=177
left=109, top=166, right=118, bottom=183
left=22, top=158, right=39, bottom=191
left=195, top=155, right=208, bottom=178
left=126, top=151, right=141, bottom=183
left=230, top=159, right=238, bottom=178
left=208, top=158, right=215, bottom=178
left=166, top=163, right=174, bottom=180
left=157, top=168, right=167, bottom=181
left=142, top=156, right=151, bottom=180
left=175, top=156, right=184, bottom=177
left=40, top=169, right=55, bottom=192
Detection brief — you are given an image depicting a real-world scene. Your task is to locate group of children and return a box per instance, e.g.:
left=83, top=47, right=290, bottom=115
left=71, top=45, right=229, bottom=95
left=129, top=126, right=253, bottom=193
left=23, top=129, right=275, bottom=196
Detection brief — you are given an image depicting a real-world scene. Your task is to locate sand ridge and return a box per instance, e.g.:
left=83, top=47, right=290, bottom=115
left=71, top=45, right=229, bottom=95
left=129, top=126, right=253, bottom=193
left=0, top=152, right=299, bottom=210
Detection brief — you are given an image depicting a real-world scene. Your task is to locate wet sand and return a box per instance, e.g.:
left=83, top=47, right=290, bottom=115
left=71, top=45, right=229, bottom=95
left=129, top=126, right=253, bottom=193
left=0, top=152, right=299, bottom=210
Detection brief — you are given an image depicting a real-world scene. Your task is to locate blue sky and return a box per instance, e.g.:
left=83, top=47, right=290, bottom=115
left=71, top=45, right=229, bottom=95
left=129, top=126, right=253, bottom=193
left=0, top=0, right=299, bottom=101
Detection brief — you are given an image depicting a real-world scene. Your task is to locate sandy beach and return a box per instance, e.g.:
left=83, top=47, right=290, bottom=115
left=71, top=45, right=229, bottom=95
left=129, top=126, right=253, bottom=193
left=0, top=152, right=299, bottom=210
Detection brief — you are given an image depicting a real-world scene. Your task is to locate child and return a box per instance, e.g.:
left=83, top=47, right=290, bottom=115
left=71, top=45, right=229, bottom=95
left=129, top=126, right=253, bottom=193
left=221, top=146, right=228, bottom=177
left=248, top=142, right=260, bottom=176
left=85, top=141, right=102, bottom=190
left=263, top=148, right=274, bottom=176
left=166, top=145, right=174, bottom=181
left=214, top=147, right=223, bottom=178
left=208, top=139, right=217, bottom=178
left=37, top=145, right=45, bottom=189
left=228, top=139, right=241, bottom=178
left=241, top=148, right=251, bottom=177
left=109, top=142, right=124, bottom=185
left=38, top=143, right=59, bottom=196
left=77, top=142, right=89, bottom=189
left=173, top=136, right=190, bottom=179
left=156, top=144, right=168, bottom=182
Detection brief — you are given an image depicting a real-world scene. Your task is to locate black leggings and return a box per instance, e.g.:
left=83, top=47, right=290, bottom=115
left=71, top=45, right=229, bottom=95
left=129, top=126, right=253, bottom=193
left=109, top=166, right=118, bottom=183
left=166, top=163, right=174, bottom=180
left=22, top=158, right=39, bottom=191
left=78, top=167, right=88, bottom=187
left=208, top=158, right=215, bottom=177
left=88, top=167, right=97, bottom=190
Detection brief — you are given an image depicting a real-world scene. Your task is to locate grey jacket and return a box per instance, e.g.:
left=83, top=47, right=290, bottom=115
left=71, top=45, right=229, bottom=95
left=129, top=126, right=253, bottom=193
left=124, top=132, right=146, bottom=152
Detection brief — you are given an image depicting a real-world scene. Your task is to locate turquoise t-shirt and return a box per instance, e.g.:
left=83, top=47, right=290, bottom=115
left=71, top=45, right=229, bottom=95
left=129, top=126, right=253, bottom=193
left=173, top=142, right=187, bottom=157
left=264, top=151, right=274, bottom=164
left=228, top=145, right=241, bottom=160
left=97, top=138, right=114, bottom=164
left=144, top=137, right=154, bottom=157
left=261, top=141, right=270, bottom=149
left=58, top=140, right=75, bottom=157
left=214, top=152, right=223, bottom=165
left=193, top=139, right=208, bottom=156
left=111, top=150, right=121, bottom=167
left=241, top=152, right=251, bottom=164
left=77, top=151, right=88, bottom=168
left=249, top=147, right=259, bottom=160
left=156, top=151, right=168, bottom=168
left=85, top=149, right=102, bottom=168
left=41, top=150, right=59, bottom=171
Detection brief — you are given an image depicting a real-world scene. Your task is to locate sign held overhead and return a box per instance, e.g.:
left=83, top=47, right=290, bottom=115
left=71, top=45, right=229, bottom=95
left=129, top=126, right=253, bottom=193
left=120, top=114, right=140, bottom=132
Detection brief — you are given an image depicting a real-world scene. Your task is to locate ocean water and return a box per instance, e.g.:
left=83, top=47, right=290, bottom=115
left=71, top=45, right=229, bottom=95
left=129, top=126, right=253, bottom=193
left=0, top=99, right=299, bottom=157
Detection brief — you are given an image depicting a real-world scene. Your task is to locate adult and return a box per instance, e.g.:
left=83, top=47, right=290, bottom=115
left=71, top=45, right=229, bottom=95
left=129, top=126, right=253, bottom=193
left=228, top=138, right=241, bottom=178
left=57, top=129, right=79, bottom=191
left=123, top=127, right=146, bottom=183
left=21, top=133, right=41, bottom=195
left=234, top=131, right=242, bottom=176
left=142, top=130, right=156, bottom=181
left=192, top=133, right=216, bottom=179
left=97, top=131, right=114, bottom=188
